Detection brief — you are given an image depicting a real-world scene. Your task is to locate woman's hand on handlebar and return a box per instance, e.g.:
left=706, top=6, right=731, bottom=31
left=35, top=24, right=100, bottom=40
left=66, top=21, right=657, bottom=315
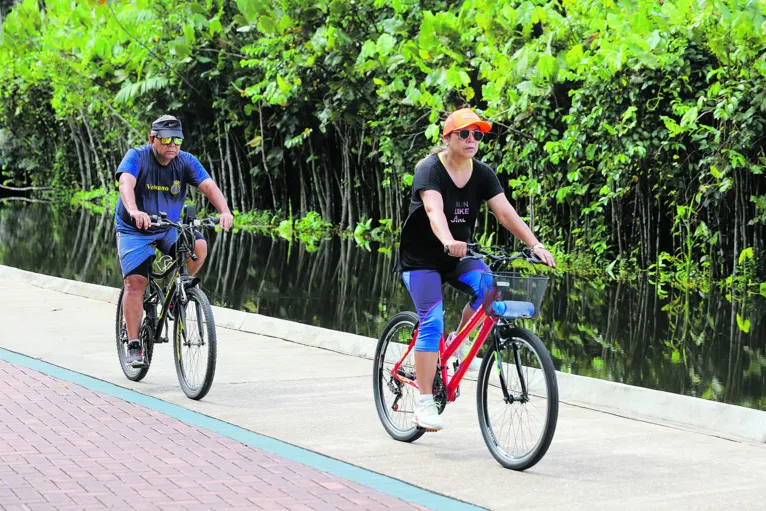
left=443, top=240, right=468, bottom=258
left=532, top=247, right=556, bottom=268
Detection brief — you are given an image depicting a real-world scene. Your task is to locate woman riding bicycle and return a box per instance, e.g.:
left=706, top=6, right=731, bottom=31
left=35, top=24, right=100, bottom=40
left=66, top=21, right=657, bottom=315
left=396, top=107, right=556, bottom=431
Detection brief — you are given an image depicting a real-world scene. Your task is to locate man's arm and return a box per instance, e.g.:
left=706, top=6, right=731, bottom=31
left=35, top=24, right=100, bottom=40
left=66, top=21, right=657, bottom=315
left=197, top=178, right=234, bottom=230
left=118, top=173, right=151, bottom=230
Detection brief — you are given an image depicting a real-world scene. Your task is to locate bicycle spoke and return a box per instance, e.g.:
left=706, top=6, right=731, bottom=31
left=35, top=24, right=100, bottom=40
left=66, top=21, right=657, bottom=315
left=177, top=296, right=209, bottom=392
left=483, top=336, right=552, bottom=462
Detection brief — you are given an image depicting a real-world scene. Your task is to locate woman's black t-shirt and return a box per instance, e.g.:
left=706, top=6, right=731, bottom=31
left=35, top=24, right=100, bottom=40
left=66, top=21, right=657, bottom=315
left=397, top=153, right=504, bottom=272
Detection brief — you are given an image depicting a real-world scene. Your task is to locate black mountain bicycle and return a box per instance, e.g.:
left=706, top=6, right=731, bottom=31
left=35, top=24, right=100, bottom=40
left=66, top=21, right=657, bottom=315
left=115, top=206, right=219, bottom=400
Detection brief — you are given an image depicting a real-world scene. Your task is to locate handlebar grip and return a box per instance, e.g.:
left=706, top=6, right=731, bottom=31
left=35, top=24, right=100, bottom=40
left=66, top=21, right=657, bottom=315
left=212, top=217, right=220, bottom=225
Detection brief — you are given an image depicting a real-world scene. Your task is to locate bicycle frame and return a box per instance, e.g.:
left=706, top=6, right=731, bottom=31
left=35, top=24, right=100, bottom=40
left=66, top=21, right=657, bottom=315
left=143, top=225, right=200, bottom=346
left=391, top=304, right=499, bottom=402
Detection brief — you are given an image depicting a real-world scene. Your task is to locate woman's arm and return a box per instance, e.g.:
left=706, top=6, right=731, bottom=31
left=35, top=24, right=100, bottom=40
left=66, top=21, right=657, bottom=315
left=488, top=193, right=556, bottom=267
left=421, top=190, right=467, bottom=257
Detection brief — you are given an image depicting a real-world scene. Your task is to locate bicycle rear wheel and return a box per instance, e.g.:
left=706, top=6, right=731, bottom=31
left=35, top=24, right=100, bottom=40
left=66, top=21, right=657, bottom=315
left=173, top=286, right=217, bottom=400
left=115, top=286, right=155, bottom=382
left=373, top=311, right=425, bottom=443
left=477, top=326, right=558, bottom=470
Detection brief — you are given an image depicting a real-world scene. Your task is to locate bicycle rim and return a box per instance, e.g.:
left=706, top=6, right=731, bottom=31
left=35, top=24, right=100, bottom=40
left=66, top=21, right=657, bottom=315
left=477, top=328, right=559, bottom=470
left=173, top=287, right=217, bottom=400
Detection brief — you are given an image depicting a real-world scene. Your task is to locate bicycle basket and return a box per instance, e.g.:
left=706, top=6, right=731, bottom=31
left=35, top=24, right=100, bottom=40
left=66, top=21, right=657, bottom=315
left=480, top=271, right=549, bottom=320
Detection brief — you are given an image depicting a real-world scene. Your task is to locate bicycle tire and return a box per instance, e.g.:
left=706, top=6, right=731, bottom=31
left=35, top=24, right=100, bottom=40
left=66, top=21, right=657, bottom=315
left=373, top=311, right=426, bottom=443
left=115, top=286, right=153, bottom=382
left=173, top=286, right=217, bottom=400
left=477, top=326, right=559, bottom=470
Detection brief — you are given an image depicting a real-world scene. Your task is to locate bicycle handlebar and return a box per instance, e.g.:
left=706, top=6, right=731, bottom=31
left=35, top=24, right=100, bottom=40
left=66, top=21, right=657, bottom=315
left=149, top=214, right=220, bottom=230
left=444, top=243, right=545, bottom=266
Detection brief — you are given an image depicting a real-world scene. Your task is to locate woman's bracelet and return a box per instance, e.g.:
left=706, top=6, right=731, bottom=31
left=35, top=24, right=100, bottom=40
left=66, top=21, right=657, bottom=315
left=530, top=242, right=545, bottom=251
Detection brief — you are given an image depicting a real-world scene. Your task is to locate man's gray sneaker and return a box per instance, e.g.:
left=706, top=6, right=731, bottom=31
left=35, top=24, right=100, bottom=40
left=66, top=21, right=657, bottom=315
left=126, top=340, right=144, bottom=367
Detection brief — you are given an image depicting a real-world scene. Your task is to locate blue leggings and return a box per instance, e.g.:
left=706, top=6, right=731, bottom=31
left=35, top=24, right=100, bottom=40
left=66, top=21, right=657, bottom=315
left=402, top=259, right=492, bottom=352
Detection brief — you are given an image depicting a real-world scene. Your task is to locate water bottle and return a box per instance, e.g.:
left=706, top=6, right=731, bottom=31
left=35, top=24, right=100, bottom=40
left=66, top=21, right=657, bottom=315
left=491, top=300, right=535, bottom=319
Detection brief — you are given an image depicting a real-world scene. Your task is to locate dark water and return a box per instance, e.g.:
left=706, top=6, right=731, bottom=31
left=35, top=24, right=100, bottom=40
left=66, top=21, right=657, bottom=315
left=1, top=202, right=765, bottom=410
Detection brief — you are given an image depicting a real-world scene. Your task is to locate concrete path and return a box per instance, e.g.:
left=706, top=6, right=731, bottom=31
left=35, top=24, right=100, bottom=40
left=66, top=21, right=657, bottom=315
left=1, top=277, right=765, bottom=510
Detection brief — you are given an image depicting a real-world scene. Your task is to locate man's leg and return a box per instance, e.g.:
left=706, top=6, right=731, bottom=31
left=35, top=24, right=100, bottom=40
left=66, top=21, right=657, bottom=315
left=123, top=274, right=148, bottom=341
left=186, top=238, right=207, bottom=276
left=122, top=258, right=154, bottom=366
left=117, top=230, right=157, bottom=367
left=164, top=231, right=207, bottom=276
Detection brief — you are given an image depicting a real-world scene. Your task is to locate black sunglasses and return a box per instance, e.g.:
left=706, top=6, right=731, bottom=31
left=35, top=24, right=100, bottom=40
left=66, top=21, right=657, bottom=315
left=454, top=129, right=484, bottom=142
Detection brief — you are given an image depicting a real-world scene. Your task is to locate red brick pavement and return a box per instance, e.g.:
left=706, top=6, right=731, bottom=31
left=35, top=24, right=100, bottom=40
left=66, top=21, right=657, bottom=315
left=0, top=360, right=429, bottom=511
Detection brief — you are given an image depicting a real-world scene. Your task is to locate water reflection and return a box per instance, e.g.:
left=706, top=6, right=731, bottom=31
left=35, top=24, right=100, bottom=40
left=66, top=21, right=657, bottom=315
left=1, top=202, right=764, bottom=410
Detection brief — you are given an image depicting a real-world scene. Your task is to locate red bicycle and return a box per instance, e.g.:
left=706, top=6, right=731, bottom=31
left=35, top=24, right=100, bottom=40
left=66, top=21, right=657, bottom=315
left=373, top=244, right=559, bottom=470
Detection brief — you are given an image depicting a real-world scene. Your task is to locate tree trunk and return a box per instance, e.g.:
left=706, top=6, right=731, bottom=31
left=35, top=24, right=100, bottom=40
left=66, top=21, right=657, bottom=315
left=216, top=122, right=228, bottom=208
left=68, top=118, right=89, bottom=190
left=223, top=129, right=239, bottom=213
left=79, top=108, right=107, bottom=191
left=257, top=101, right=279, bottom=213
left=234, top=143, right=248, bottom=213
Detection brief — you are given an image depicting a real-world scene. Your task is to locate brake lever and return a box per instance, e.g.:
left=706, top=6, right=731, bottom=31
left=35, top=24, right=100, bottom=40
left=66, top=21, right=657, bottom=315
left=521, top=248, right=545, bottom=265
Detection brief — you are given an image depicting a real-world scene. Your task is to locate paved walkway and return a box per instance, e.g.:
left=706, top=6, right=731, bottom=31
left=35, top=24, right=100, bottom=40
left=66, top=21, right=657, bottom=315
left=1, top=276, right=766, bottom=510
left=0, top=360, right=427, bottom=511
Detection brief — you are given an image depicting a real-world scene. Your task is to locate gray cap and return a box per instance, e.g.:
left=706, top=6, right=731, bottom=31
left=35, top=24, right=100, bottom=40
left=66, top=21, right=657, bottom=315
left=151, top=115, right=183, bottom=138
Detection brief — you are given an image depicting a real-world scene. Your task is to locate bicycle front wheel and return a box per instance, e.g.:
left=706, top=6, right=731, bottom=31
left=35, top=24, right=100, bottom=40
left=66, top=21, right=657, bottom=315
left=173, top=287, right=217, bottom=400
left=477, top=326, right=559, bottom=470
left=373, top=311, right=425, bottom=443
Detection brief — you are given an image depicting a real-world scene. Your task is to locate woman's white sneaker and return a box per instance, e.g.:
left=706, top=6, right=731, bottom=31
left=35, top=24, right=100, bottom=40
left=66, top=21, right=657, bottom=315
left=412, top=399, right=443, bottom=431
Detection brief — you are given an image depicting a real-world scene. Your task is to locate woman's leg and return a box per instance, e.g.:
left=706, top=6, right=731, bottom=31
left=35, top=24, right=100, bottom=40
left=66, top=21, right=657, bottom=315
left=402, top=270, right=444, bottom=396
left=402, top=269, right=448, bottom=430
left=448, top=258, right=492, bottom=330
left=445, top=259, right=491, bottom=370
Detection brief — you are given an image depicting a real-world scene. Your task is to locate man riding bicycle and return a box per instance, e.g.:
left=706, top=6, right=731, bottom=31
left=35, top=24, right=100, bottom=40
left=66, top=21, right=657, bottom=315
left=115, top=115, right=234, bottom=367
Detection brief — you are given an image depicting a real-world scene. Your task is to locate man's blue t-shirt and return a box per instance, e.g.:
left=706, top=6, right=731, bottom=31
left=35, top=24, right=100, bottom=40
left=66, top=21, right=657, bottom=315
left=114, top=145, right=210, bottom=233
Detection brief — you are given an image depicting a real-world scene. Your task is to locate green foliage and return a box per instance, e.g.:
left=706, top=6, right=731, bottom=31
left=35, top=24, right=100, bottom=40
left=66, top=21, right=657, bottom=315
left=1, top=0, right=765, bottom=289
left=275, top=211, right=332, bottom=251
left=71, top=187, right=119, bottom=214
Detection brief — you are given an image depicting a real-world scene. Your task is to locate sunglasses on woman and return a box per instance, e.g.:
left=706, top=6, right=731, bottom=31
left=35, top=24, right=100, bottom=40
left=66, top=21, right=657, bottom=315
left=155, top=136, right=183, bottom=146
left=454, top=129, right=484, bottom=142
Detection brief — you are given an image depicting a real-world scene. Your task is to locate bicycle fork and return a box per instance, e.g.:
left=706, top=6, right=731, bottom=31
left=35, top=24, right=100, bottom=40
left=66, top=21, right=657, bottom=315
left=494, top=339, right=530, bottom=404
